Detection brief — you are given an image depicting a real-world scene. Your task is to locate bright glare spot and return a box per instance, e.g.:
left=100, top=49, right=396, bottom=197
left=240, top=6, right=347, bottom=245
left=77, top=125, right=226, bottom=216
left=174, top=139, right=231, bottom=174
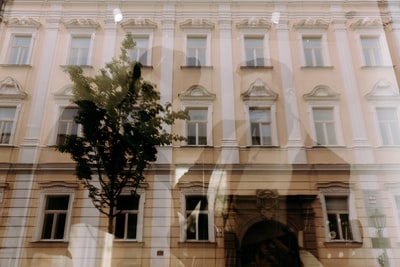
left=271, top=12, right=280, bottom=24
left=113, top=8, right=123, bottom=23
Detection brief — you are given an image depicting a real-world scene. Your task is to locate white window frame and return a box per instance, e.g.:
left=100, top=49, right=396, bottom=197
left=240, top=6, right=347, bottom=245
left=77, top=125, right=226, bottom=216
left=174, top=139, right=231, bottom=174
left=183, top=30, right=212, bottom=67
left=127, top=31, right=153, bottom=66
left=297, top=29, right=331, bottom=67
left=1, top=30, right=37, bottom=66
left=34, top=182, right=78, bottom=242
left=66, top=33, right=94, bottom=66
left=114, top=186, right=146, bottom=242
left=178, top=183, right=215, bottom=243
left=318, top=182, right=361, bottom=243
left=309, top=106, right=341, bottom=146
left=244, top=102, right=278, bottom=146
left=240, top=30, right=271, bottom=67
left=356, top=31, right=392, bottom=67
left=55, top=106, right=82, bottom=146
left=372, top=105, right=400, bottom=147
left=385, top=183, right=400, bottom=241
left=182, top=103, right=213, bottom=146
left=0, top=104, right=21, bottom=145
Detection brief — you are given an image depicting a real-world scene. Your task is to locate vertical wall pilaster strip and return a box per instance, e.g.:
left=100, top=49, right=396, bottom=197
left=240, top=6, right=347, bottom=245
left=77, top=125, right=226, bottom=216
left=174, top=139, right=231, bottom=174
left=218, top=4, right=239, bottom=164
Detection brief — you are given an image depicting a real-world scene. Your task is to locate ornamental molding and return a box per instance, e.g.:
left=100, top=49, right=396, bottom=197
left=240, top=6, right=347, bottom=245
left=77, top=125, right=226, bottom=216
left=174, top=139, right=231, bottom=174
left=350, top=18, right=384, bottom=29
left=62, top=18, right=100, bottom=29
left=120, top=18, right=157, bottom=30
left=316, top=181, right=354, bottom=193
left=179, top=85, right=216, bottom=101
left=303, top=85, right=340, bottom=101
left=4, top=17, right=41, bottom=29
left=39, top=181, right=79, bottom=193
left=0, top=77, right=27, bottom=100
left=366, top=79, right=400, bottom=101
left=241, top=79, right=278, bottom=101
left=54, top=85, right=74, bottom=100
left=236, top=18, right=272, bottom=29
left=293, top=18, right=330, bottom=29
left=180, top=19, right=215, bottom=30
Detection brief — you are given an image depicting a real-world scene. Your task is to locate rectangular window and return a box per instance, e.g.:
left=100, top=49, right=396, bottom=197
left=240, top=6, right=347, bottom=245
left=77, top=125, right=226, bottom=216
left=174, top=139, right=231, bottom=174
left=250, top=107, right=271, bottom=145
left=187, top=108, right=207, bottom=145
left=8, top=35, right=32, bottom=65
left=115, top=195, right=140, bottom=240
left=376, top=107, right=400, bottom=146
left=303, top=36, right=323, bottom=66
left=185, top=195, right=209, bottom=241
left=312, top=107, right=337, bottom=145
left=68, top=36, right=91, bottom=65
left=186, top=36, right=207, bottom=66
left=361, top=36, right=382, bottom=66
left=0, top=107, right=16, bottom=144
left=57, top=107, right=79, bottom=146
left=325, top=196, right=353, bottom=241
left=41, top=195, right=70, bottom=240
left=129, top=36, right=149, bottom=66
left=244, top=37, right=264, bottom=67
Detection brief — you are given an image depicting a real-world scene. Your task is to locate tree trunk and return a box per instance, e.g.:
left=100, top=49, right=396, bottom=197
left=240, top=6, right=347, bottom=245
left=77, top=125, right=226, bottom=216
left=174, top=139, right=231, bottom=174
left=108, top=204, right=114, bottom=234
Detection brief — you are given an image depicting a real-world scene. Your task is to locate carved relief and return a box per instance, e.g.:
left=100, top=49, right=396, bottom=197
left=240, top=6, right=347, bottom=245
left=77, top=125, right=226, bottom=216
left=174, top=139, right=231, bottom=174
left=256, top=189, right=279, bottom=219
left=0, top=77, right=27, bottom=99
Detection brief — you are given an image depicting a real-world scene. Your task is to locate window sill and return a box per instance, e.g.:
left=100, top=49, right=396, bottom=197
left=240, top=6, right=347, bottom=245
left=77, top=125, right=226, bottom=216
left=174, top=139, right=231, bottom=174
left=310, top=145, right=346, bottom=148
left=0, top=64, right=32, bottom=68
left=114, top=240, right=144, bottom=245
left=181, top=145, right=214, bottom=148
left=60, top=65, right=93, bottom=68
left=178, top=241, right=217, bottom=248
left=240, top=65, right=273, bottom=70
left=246, top=145, right=280, bottom=148
left=361, top=65, right=394, bottom=69
left=301, top=66, right=334, bottom=69
left=180, top=66, right=213, bottom=69
left=324, top=241, right=362, bottom=248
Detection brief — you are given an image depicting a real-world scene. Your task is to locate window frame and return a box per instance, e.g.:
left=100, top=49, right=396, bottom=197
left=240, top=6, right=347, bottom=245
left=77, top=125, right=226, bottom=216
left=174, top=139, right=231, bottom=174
left=0, top=104, right=20, bottom=145
left=245, top=103, right=278, bottom=146
left=178, top=183, right=215, bottom=243
left=183, top=104, right=213, bottom=146
left=296, top=28, right=331, bottom=68
left=240, top=31, right=271, bottom=67
left=356, top=32, right=392, bottom=67
left=34, top=182, right=78, bottom=242
left=127, top=34, right=152, bottom=66
left=114, top=187, right=146, bottom=242
left=310, top=106, right=339, bottom=146
left=374, top=106, right=400, bottom=146
left=7, top=34, right=34, bottom=65
left=183, top=31, right=212, bottom=67
left=318, top=182, right=361, bottom=244
left=66, top=34, right=94, bottom=66
left=55, top=106, right=82, bottom=146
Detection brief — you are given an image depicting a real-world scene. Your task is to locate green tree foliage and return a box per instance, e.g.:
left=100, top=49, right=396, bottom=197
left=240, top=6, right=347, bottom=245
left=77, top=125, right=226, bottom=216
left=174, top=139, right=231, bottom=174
left=58, top=34, right=188, bottom=234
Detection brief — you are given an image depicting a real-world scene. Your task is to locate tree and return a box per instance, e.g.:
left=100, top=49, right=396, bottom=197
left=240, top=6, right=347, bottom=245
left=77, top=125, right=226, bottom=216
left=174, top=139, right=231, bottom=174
left=58, top=34, right=188, bottom=234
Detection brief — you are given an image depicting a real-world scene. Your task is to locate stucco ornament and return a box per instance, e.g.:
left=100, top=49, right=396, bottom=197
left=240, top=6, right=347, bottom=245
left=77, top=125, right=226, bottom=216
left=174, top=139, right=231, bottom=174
left=256, top=189, right=279, bottom=219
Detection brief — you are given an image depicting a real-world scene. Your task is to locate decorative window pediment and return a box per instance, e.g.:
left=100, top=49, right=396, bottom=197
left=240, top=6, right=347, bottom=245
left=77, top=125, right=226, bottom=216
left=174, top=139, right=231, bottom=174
left=62, top=19, right=100, bottom=30
left=120, top=18, right=157, bottom=30
left=54, top=85, right=74, bottom=101
left=366, top=80, right=400, bottom=101
left=39, top=181, right=78, bottom=192
left=179, top=85, right=215, bottom=101
left=0, top=77, right=27, bottom=100
left=4, top=17, right=41, bottom=29
left=180, top=19, right=215, bottom=30
left=317, top=181, right=352, bottom=192
left=303, top=85, right=340, bottom=101
left=350, top=18, right=384, bottom=30
left=293, top=18, right=330, bottom=29
left=241, top=79, right=278, bottom=101
left=236, top=18, right=271, bottom=30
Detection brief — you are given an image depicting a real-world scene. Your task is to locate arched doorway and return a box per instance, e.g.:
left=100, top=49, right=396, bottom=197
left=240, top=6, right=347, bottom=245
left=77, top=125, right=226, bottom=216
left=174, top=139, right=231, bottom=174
left=240, top=220, right=303, bottom=267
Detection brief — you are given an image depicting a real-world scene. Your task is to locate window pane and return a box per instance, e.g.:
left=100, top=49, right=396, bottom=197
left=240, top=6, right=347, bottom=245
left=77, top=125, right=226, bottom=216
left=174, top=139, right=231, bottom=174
left=127, top=214, right=138, bottom=239
left=327, top=213, right=340, bottom=240
left=261, top=124, right=272, bottom=145
left=377, top=107, right=400, bottom=145
left=326, top=123, right=337, bottom=145
left=244, top=37, right=264, bottom=67
left=115, top=214, right=126, bottom=239
left=187, top=37, right=206, bottom=66
left=186, top=213, right=197, bottom=240
left=41, top=214, right=54, bottom=239
left=326, top=196, right=348, bottom=211
left=186, top=196, right=208, bottom=211
left=340, top=213, right=353, bottom=240
left=45, top=196, right=69, bottom=210
left=361, top=37, right=382, bottom=66
left=189, top=109, right=207, bottom=121
left=116, top=195, right=139, bottom=211
left=0, top=107, right=16, bottom=144
left=187, top=122, right=196, bottom=145
left=251, top=123, right=261, bottom=145
left=198, top=213, right=209, bottom=240
left=313, top=108, right=333, bottom=121
left=9, top=36, right=31, bottom=64
left=69, top=36, right=90, bottom=65
left=54, top=213, right=66, bottom=239
left=198, top=122, right=207, bottom=145
left=130, top=37, right=149, bottom=65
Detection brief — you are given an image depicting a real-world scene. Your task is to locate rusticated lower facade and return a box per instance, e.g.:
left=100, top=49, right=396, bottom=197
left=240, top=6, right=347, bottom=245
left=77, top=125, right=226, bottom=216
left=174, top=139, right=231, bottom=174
left=1, top=1, right=400, bottom=267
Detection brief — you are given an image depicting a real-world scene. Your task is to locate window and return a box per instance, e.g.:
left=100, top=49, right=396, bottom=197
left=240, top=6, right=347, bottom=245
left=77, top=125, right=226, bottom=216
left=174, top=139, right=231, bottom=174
left=35, top=182, right=77, bottom=242
left=312, top=107, right=337, bottom=146
left=244, top=37, right=264, bottom=67
left=302, top=36, right=323, bottom=67
left=0, top=107, right=16, bottom=144
left=41, top=195, right=70, bottom=240
left=186, top=36, right=207, bottom=66
left=115, top=194, right=140, bottom=240
left=376, top=107, right=400, bottom=146
left=360, top=36, right=382, bottom=66
left=318, top=182, right=361, bottom=243
left=56, top=107, right=80, bottom=146
left=179, top=183, right=215, bottom=243
left=187, top=108, right=208, bottom=145
left=250, top=107, right=271, bottom=145
left=68, top=36, right=91, bottom=65
left=325, top=196, right=353, bottom=241
left=8, top=35, right=32, bottom=65
left=185, top=195, right=209, bottom=241
left=129, top=36, right=149, bottom=66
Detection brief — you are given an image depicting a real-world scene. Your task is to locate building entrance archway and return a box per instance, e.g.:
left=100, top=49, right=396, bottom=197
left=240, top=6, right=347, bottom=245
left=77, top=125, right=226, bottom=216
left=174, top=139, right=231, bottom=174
left=240, top=220, right=303, bottom=267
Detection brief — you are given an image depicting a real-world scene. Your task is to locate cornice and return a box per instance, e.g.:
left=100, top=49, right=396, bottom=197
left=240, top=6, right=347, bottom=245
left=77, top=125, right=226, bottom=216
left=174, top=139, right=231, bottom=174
left=4, top=17, right=41, bottom=28
left=120, top=18, right=157, bottom=30
left=62, top=18, right=100, bottom=29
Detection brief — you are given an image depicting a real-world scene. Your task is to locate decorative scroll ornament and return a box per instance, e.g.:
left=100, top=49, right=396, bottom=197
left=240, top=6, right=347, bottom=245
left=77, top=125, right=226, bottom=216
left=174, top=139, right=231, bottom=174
left=256, top=189, right=279, bottom=219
